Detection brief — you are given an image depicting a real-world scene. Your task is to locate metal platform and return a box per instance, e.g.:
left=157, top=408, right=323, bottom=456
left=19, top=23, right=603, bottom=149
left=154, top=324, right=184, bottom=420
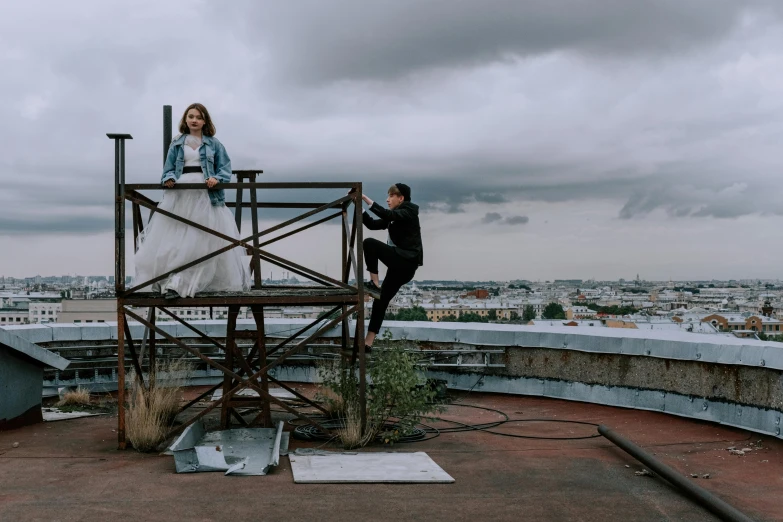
left=123, top=288, right=360, bottom=307
left=108, top=111, right=369, bottom=449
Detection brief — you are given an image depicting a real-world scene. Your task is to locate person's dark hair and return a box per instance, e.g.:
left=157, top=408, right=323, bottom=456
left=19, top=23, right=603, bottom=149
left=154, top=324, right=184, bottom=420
left=389, top=183, right=411, bottom=201
left=178, top=103, right=216, bottom=136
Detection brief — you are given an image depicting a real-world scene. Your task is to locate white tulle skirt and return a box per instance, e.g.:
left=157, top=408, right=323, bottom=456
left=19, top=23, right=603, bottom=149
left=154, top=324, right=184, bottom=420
left=134, top=173, right=250, bottom=297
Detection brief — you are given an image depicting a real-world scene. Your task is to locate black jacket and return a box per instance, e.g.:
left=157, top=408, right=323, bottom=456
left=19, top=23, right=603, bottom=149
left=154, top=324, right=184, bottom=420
left=363, top=201, right=424, bottom=266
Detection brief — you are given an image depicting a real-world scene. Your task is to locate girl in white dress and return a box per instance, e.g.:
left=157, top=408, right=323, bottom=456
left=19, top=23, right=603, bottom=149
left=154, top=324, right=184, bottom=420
left=134, top=103, right=250, bottom=298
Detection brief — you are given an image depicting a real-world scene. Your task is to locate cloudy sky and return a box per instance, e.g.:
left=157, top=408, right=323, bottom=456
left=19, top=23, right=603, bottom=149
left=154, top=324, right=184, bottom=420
left=2, top=1, right=783, bottom=282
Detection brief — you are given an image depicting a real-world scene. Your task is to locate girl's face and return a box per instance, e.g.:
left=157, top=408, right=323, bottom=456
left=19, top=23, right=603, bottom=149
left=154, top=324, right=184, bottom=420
left=186, top=108, right=205, bottom=133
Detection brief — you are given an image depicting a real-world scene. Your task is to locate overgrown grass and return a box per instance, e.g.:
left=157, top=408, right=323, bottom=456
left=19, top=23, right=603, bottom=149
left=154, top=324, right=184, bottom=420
left=315, top=358, right=353, bottom=419
left=126, top=358, right=191, bottom=452
left=57, top=386, right=92, bottom=407
left=316, top=332, right=441, bottom=449
left=338, top=399, right=373, bottom=450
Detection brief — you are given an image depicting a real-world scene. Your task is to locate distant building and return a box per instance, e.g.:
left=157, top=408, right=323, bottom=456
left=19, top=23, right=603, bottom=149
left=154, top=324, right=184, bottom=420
left=29, top=300, right=62, bottom=324
left=527, top=319, right=603, bottom=328
left=521, top=298, right=545, bottom=318
left=421, top=303, right=515, bottom=322
left=566, top=306, right=597, bottom=320
left=603, top=319, right=639, bottom=329
left=702, top=313, right=783, bottom=334
left=58, top=299, right=116, bottom=324
left=0, top=306, right=28, bottom=325
left=462, top=289, right=489, bottom=300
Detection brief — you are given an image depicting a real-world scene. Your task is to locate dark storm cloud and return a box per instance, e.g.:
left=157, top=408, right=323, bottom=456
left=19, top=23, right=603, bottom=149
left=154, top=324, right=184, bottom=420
left=618, top=182, right=779, bottom=220
left=474, top=193, right=508, bottom=204
left=504, top=215, right=529, bottom=225
left=481, top=212, right=502, bottom=224
left=0, top=215, right=113, bottom=235
left=230, top=0, right=781, bottom=84
left=2, top=0, right=783, bottom=243
left=480, top=213, right=529, bottom=226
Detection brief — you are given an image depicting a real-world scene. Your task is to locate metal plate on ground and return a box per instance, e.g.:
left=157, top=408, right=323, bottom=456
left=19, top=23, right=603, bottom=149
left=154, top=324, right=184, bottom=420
left=42, top=408, right=104, bottom=422
left=288, top=451, right=455, bottom=483
left=168, top=419, right=289, bottom=476
left=211, top=387, right=297, bottom=401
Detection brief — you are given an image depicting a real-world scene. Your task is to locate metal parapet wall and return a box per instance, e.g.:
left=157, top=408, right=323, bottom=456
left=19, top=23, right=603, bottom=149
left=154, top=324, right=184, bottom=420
left=7, top=320, right=783, bottom=439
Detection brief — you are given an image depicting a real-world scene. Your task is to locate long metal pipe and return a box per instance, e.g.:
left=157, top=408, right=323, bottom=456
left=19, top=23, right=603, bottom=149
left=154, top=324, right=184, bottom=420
left=140, top=105, right=172, bottom=375
left=163, top=105, right=172, bottom=161
left=598, top=425, right=755, bottom=522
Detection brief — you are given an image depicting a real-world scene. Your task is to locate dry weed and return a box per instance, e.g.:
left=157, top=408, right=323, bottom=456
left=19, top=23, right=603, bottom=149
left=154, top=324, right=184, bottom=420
left=320, top=387, right=345, bottom=417
left=126, top=358, right=191, bottom=452
left=337, top=400, right=373, bottom=449
left=57, top=386, right=91, bottom=407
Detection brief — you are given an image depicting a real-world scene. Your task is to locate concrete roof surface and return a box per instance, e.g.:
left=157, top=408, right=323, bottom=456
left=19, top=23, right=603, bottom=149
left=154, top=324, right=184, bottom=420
left=0, top=387, right=779, bottom=521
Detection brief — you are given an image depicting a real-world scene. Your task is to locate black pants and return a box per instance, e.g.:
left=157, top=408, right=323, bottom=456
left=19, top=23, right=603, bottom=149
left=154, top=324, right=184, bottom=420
left=363, top=238, right=418, bottom=334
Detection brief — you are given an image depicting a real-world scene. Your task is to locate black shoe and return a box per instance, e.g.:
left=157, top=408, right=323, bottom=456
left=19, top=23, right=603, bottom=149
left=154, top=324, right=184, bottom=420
left=363, top=281, right=381, bottom=299
left=164, top=290, right=180, bottom=300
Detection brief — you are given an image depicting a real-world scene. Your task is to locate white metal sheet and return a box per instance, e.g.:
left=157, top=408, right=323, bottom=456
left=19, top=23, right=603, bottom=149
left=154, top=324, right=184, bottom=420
left=288, top=451, right=454, bottom=483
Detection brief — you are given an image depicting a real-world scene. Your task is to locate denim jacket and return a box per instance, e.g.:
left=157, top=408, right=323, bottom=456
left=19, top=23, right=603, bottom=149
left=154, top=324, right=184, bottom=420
left=160, top=134, right=232, bottom=206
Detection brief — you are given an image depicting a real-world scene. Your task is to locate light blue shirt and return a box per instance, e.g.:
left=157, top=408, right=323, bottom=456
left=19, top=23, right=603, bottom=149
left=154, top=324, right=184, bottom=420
left=160, top=134, right=233, bottom=207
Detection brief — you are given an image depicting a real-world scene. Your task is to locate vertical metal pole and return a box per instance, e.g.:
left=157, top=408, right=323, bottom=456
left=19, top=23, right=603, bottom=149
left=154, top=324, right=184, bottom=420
left=251, top=305, right=271, bottom=427
left=249, top=172, right=262, bottom=288
left=354, top=183, right=366, bottom=432
left=163, top=105, right=172, bottom=163
left=118, top=139, right=127, bottom=292
left=141, top=108, right=171, bottom=368
left=117, top=307, right=126, bottom=450
left=113, top=139, right=122, bottom=294
left=234, top=175, right=244, bottom=232
left=148, top=310, right=157, bottom=386
left=341, top=203, right=349, bottom=353
left=222, top=306, right=239, bottom=429
left=248, top=170, right=266, bottom=424
left=108, top=133, right=132, bottom=450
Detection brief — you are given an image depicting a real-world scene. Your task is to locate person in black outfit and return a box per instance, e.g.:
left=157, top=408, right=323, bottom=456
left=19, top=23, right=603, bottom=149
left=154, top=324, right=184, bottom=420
left=357, top=183, right=423, bottom=349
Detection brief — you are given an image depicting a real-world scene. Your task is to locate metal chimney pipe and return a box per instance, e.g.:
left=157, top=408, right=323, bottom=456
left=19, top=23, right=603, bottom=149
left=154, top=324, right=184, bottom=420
left=163, top=105, right=172, bottom=164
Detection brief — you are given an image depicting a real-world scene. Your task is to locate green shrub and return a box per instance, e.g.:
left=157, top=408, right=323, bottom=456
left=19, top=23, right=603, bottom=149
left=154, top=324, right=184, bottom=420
left=316, top=331, right=441, bottom=447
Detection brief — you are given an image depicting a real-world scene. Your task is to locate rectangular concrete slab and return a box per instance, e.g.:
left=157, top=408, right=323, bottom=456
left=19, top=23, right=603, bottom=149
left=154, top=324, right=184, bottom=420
left=49, top=324, right=83, bottom=342
left=288, top=451, right=455, bottom=483
left=80, top=324, right=113, bottom=341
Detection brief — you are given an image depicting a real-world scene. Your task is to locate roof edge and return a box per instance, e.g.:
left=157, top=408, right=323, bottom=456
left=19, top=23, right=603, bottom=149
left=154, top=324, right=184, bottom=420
left=0, top=327, right=70, bottom=371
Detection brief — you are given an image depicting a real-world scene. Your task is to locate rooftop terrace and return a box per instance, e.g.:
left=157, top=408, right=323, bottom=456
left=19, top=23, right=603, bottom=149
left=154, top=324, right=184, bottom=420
left=2, top=319, right=782, bottom=520
left=1, top=386, right=780, bottom=521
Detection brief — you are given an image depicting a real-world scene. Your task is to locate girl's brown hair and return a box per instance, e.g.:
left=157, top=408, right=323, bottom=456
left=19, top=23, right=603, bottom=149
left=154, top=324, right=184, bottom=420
left=178, top=103, right=216, bottom=136
left=388, top=184, right=402, bottom=197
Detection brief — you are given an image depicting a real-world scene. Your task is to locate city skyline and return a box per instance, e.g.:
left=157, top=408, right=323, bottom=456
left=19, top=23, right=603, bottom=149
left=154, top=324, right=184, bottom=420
left=3, top=2, right=783, bottom=280
left=2, top=272, right=781, bottom=286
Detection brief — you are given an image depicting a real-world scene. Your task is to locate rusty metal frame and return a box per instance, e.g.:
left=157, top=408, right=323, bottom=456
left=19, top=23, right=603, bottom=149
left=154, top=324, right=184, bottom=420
left=108, top=132, right=367, bottom=450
